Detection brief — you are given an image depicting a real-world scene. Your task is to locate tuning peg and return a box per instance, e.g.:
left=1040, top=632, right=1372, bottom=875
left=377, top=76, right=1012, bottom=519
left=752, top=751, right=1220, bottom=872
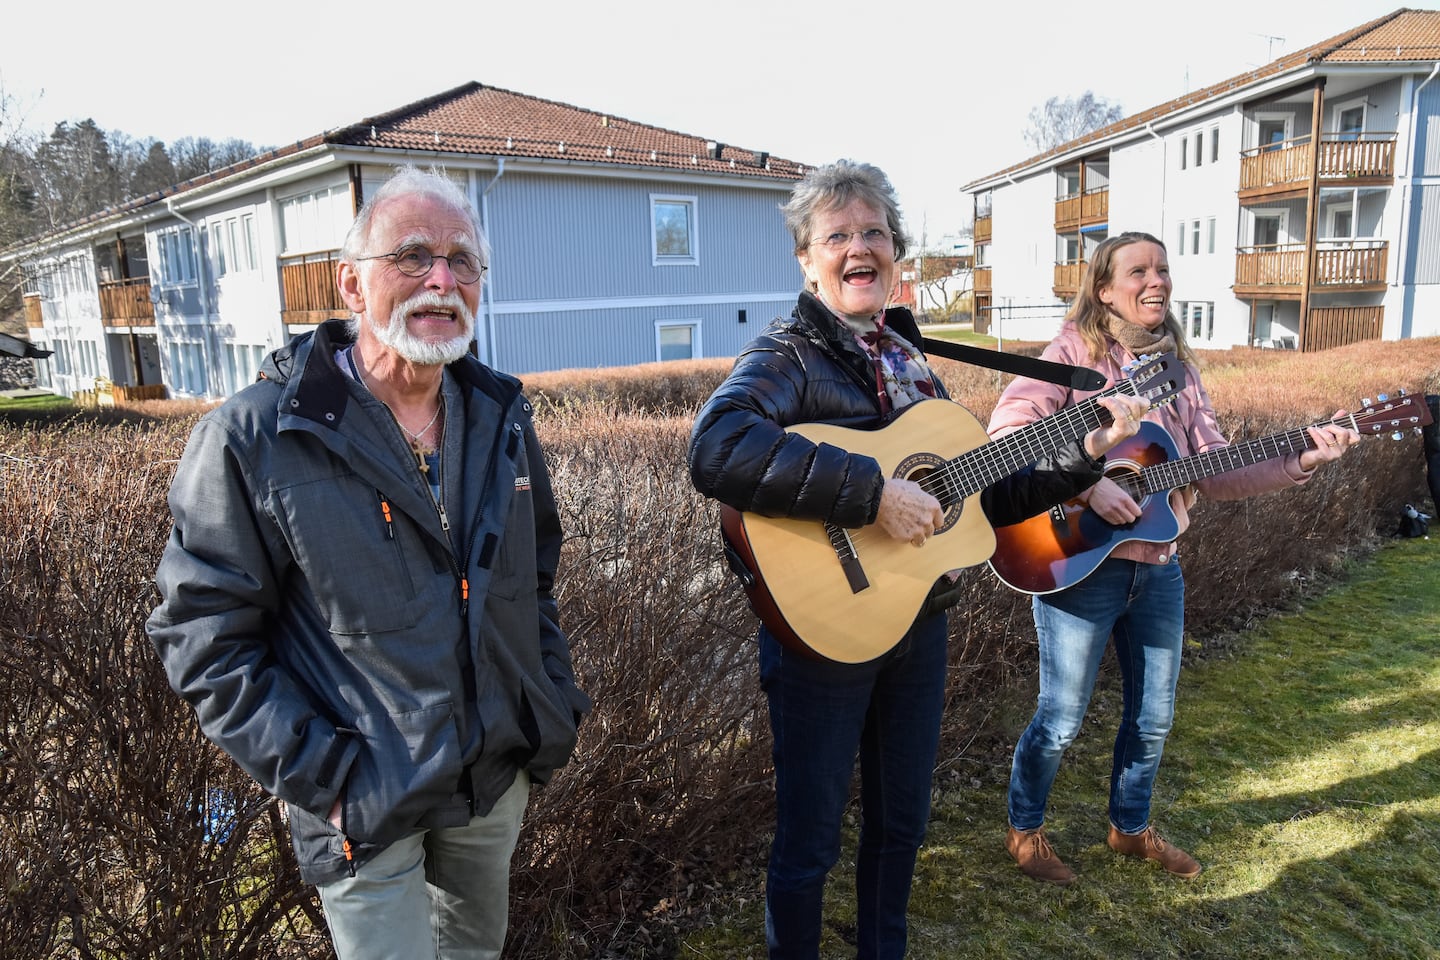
left=1392, top=430, right=1407, bottom=440
left=1362, top=397, right=1373, bottom=408
left=1377, top=392, right=1390, bottom=403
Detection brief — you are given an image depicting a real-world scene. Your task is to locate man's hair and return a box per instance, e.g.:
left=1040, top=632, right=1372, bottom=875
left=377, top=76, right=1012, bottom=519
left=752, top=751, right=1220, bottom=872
left=780, top=159, right=909, bottom=260
left=340, top=165, right=490, bottom=267
left=1068, top=230, right=1194, bottom=364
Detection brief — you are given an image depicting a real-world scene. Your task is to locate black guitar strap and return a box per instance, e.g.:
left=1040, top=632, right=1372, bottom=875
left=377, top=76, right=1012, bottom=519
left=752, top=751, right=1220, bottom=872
left=920, top=337, right=1106, bottom=392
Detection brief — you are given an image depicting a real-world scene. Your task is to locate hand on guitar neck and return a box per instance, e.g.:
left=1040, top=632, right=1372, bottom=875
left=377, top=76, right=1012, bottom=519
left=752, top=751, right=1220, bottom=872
left=1081, top=408, right=1363, bottom=526
left=877, top=392, right=1152, bottom=547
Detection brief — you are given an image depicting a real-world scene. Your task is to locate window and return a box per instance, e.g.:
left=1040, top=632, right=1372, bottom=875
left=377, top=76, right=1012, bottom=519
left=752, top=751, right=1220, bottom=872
left=1179, top=135, right=1187, bottom=170
left=651, top=195, right=698, bottom=265
left=279, top=184, right=352, bottom=255
left=1335, top=103, right=1365, bottom=141
left=1191, top=220, right=1201, bottom=256
left=1176, top=222, right=1186, bottom=254
left=211, top=214, right=260, bottom=277
left=1253, top=214, right=1282, bottom=248
left=1210, top=128, right=1220, bottom=164
left=1178, top=301, right=1214, bottom=341
left=155, top=227, right=197, bottom=285
left=1194, top=135, right=1203, bottom=168
left=656, top=320, right=700, bottom=361
left=220, top=342, right=268, bottom=394
left=1207, top=218, right=1216, bottom=254
left=1258, top=117, right=1288, bottom=152
left=166, top=341, right=208, bottom=395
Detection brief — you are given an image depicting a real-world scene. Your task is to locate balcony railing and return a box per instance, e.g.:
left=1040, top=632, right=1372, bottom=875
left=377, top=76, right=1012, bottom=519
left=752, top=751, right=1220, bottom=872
left=1239, top=132, right=1395, bottom=196
left=280, top=250, right=348, bottom=326
left=1054, top=187, right=1109, bottom=229
left=974, top=266, right=992, bottom=295
left=98, top=278, right=155, bottom=325
left=974, top=216, right=992, bottom=244
left=1234, top=241, right=1388, bottom=291
left=23, top=294, right=43, bottom=328
left=1053, top=259, right=1086, bottom=294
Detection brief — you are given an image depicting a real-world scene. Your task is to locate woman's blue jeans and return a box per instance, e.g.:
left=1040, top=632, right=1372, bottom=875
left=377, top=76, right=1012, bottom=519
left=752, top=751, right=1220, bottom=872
left=758, top=613, right=948, bottom=960
left=1007, top=556, right=1186, bottom=835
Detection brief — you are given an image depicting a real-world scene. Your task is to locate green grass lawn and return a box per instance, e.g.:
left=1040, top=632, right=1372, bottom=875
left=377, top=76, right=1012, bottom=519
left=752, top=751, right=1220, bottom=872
left=681, top=536, right=1440, bottom=958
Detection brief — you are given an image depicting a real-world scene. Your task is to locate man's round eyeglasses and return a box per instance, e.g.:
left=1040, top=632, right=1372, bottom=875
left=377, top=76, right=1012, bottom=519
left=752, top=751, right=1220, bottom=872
left=357, top=244, right=487, bottom=284
left=809, top=228, right=893, bottom=251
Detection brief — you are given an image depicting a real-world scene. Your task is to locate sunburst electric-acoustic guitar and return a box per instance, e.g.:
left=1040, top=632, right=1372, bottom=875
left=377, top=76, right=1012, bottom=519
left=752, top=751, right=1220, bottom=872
left=987, top=390, right=1433, bottom=595
left=719, top=352, right=1186, bottom=664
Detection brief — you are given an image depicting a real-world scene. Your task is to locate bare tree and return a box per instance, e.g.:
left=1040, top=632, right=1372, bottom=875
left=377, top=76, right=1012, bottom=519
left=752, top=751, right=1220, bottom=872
left=1023, top=91, right=1125, bottom=152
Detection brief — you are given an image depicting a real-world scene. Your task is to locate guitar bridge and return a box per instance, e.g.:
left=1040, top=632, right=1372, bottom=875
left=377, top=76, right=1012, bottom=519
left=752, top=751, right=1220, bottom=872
left=826, top=523, right=871, bottom=594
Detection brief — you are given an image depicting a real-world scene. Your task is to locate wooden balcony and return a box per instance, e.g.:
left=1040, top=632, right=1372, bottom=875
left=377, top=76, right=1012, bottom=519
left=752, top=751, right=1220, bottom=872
left=974, top=266, right=992, bottom=295
left=99, top=278, right=155, bottom=326
left=280, top=250, right=348, bottom=326
left=1238, top=133, right=1395, bottom=201
left=974, top=216, right=992, bottom=244
left=1234, top=241, right=1388, bottom=296
left=1054, top=187, right=1109, bottom=230
left=24, top=294, right=43, bottom=329
left=1053, top=260, right=1086, bottom=298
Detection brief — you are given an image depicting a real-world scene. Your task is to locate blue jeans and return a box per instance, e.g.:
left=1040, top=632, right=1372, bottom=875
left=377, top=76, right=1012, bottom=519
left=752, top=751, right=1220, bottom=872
left=759, top=613, right=948, bottom=960
left=1007, top=556, right=1185, bottom=835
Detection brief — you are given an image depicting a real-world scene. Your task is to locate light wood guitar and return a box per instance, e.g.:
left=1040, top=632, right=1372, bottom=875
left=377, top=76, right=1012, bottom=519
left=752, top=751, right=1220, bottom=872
left=719, top=352, right=1186, bottom=663
left=987, top=391, right=1432, bottom=595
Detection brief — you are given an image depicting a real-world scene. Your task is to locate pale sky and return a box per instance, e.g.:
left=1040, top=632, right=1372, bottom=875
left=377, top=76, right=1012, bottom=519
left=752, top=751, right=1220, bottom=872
left=2, top=0, right=1429, bottom=244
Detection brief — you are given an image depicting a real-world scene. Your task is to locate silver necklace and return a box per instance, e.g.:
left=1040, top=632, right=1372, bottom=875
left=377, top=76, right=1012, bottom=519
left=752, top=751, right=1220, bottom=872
left=351, top=351, right=443, bottom=472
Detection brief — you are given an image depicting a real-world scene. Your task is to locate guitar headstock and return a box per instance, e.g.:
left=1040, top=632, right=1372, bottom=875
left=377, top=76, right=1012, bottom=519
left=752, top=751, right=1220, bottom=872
left=1351, top=390, right=1434, bottom=439
left=1122, top=351, right=1187, bottom=411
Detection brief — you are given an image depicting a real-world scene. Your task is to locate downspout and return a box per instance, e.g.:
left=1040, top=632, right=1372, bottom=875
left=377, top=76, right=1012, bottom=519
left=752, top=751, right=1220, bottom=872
left=1395, top=62, right=1440, bottom=292
left=165, top=198, right=220, bottom=398
left=480, top=158, right=505, bottom=367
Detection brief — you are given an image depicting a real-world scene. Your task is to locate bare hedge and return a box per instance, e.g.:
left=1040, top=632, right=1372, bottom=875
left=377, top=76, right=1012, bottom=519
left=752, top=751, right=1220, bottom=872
left=2, top=338, right=1437, bottom=958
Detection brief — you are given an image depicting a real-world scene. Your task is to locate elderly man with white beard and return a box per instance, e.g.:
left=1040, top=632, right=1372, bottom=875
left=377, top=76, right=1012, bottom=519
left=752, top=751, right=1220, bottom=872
left=147, top=166, right=590, bottom=960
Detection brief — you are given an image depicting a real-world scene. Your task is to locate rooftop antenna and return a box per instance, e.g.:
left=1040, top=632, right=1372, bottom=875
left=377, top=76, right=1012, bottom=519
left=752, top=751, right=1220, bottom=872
left=1253, top=32, right=1286, bottom=63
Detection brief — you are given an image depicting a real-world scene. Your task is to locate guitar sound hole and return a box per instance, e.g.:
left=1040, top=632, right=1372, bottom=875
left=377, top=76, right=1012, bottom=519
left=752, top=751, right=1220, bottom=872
left=897, top=461, right=962, bottom=533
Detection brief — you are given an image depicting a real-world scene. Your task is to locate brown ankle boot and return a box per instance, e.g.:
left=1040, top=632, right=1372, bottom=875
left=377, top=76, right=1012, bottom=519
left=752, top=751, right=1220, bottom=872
left=1005, top=826, right=1077, bottom=886
left=1107, top=825, right=1202, bottom=878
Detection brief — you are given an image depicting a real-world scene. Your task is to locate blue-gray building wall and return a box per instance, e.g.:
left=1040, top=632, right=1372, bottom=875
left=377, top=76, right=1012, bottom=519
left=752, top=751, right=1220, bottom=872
left=483, top=170, right=802, bottom=372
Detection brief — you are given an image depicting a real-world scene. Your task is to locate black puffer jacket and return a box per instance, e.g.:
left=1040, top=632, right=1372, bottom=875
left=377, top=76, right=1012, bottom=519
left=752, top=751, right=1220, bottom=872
left=688, top=291, right=1106, bottom=616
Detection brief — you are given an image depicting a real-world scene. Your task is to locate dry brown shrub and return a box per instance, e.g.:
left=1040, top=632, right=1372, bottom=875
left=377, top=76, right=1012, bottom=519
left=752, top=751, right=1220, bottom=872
left=0, top=420, right=328, bottom=960
left=1, top=336, right=1435, bottom=958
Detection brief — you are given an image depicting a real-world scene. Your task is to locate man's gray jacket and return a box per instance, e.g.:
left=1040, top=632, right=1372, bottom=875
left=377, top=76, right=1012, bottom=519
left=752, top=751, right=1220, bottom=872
left=147, top=319, right=590, bottom=884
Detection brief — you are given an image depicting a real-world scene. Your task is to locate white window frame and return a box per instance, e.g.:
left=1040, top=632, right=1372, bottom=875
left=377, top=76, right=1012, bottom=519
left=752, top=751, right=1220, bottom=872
left=278, top=183, right=352, bottom=256
left=655, top=318, right=701, bottom=361
left=1332, top=98, right=1367, bottom=139
left=154, top=226, right=198, bottom=287
left=1256, top=113, right=1292, bottom=151
left=650, top=194, right=699, bottom=266
left=1252, top=210, right=1288, bottom=248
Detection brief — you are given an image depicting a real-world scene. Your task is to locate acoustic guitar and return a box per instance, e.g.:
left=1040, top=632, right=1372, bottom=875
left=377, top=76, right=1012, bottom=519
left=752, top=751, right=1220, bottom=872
left=987, top=391, right=1432, bottom=595
left=719, top=352, right=1186, bottom=663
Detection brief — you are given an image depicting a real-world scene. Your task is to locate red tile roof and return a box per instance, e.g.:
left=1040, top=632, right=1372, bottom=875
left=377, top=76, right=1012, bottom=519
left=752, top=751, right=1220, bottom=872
left=8, top=81, right=806, bottom=250
left=328, top=81, right=807, bottom=181
left=963, top=8, right=1439, bottom=189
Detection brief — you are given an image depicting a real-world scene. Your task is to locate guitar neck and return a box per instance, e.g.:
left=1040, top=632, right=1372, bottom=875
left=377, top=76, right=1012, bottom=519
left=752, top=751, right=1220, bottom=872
left=941, top=382, right=1136, bottom=501
left=1122, top=415, right=1348, bottom=498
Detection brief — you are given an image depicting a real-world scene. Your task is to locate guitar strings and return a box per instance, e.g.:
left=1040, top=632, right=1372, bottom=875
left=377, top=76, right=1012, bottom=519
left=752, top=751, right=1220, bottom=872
left=836, top=383, right=1139, bottom=553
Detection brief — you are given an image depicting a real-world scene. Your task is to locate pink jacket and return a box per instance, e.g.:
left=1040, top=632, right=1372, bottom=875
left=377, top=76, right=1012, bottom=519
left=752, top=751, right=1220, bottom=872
left=986, top=322, right=1311, bottom=564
